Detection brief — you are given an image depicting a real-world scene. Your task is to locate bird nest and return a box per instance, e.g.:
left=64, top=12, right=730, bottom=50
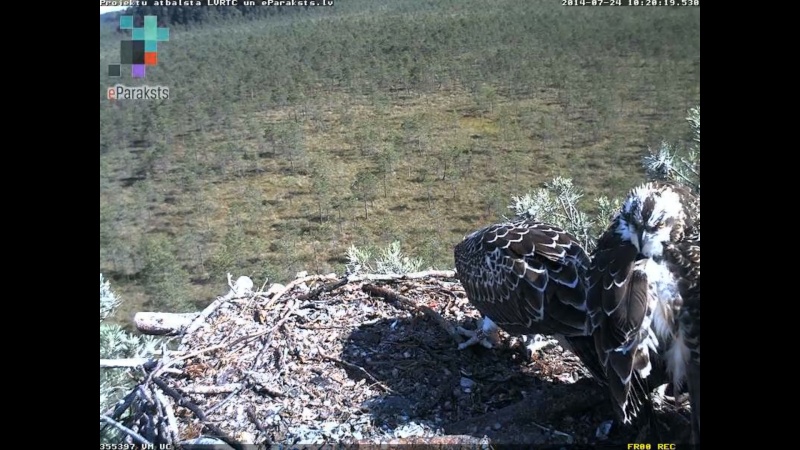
left=102, top=272, right=692, bottom=448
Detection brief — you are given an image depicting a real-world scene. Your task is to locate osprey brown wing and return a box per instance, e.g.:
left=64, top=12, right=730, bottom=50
left=588, top=227, right=654, bottom=424
left=454, top=218, right=592, bottom=338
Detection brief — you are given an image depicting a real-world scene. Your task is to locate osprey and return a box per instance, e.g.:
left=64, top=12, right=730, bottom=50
left=663, top=226, right=700, bottom=445
left=453, top=217, right=606, bottom=380
left=587, top=181, right=699, bottom=435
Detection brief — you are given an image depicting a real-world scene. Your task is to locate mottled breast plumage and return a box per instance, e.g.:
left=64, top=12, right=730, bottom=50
left=664, top=228, right=700, bottom=293
left=453, top=218, right=592, bottom=338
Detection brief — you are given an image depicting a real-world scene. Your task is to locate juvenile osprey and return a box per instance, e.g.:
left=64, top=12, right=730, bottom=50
left=663, top=226, right=700, bottom=445
left=453, top=218, right=606, bottom=380
left=587, top=181, right=699, bottom=433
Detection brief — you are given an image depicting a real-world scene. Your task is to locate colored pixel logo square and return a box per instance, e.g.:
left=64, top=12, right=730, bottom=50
left=108, top=16, right=169, bottom=79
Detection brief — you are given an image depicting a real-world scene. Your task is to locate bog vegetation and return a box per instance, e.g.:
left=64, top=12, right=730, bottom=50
left=99, top=0, right=700, bottom=320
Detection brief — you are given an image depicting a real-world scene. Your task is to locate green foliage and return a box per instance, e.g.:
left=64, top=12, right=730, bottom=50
left=208, top=226, right=248, bottom=281
left=508, top=177, right=611, bottom=252
left=472, top=84, right=498, bottom=117
left=310, top=156, right=334, bottom=222
left=139, top=234, right=191, bottom=312
left=100, top=274, right=121, bottom=322
left=509, top=105, right=699, bottom=251
left=100, top=275, right=162, bottom=442
left=346, top=241, right=424, bottom=276
left=641, top=106, right=701, bottom=194
left=351, top=170, right=378, bottom=219
left=376, top=143, right=398, bottom=198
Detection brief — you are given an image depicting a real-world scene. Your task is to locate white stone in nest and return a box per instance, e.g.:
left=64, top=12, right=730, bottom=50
left=233, top=276, right=254, bottom=296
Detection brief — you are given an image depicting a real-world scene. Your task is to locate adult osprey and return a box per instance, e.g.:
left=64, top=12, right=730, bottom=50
left=453, top=218, right=606, bottom=380
left=587, top=181, right=699, bottom=437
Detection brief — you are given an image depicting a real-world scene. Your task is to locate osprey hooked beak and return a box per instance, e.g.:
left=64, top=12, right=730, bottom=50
left=637, top=229, right=666, bottom=262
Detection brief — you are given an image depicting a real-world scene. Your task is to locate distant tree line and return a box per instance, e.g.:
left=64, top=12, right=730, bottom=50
left=113, top=2, right=318, bottom=28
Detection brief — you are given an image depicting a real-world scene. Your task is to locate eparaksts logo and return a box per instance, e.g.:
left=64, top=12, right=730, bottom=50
left=107, top=84, right=170, bottom=101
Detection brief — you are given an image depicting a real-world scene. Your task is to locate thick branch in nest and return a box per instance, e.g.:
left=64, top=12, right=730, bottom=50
left=135, top=312, right=198, bottom=336
left=153, top=386, right=180, bottom=444
left=348, top=270, right=456, bottom=283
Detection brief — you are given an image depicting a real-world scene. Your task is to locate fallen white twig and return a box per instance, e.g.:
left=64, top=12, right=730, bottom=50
left=180, top=383, right=243, bottom=394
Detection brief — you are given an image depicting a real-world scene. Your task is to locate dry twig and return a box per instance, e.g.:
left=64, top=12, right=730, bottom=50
left=347, top=270, right=457, bottom=283
left=153, top=386, right=180, bottom=445
left=100, top=414, right=151, bottom=446
left=180, top=296, right=229, bottom=347
left=319, top=353, right=395, bottom=394
left=265, top=274, right=339, bottom=309
left=362, top=283, right=463, bottom=344
left=180, top=383, right=243, bottom=394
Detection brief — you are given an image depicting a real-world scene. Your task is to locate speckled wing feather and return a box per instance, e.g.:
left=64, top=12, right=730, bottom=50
left=664, top=229, right=700, bottom=443
left=454, top=218, right=592, bottom=338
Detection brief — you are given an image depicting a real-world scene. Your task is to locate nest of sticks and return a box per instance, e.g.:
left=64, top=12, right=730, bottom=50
left=100, top=272, right=692, bottom=448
